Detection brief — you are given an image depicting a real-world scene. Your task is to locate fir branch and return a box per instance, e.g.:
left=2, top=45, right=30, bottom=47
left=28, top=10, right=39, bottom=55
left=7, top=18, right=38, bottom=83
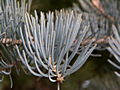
left=15, top=10, right=96, bottom=89
left=0, top=0, right=32, bottom=84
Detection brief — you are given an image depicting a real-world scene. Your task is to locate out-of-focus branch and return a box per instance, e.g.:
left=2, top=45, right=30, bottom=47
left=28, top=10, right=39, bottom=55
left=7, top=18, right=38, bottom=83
left=0, top=36, right=110, bottom=46
left=0, top=38, right=22, bottom=45
left=91, top=0, right=115, bottom=22
left=81, top=36, right=110, bottom=45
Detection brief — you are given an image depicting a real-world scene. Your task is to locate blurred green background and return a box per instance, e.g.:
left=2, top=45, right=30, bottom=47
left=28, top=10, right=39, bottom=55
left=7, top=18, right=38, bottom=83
left=31, top=0, right=77, bottom=12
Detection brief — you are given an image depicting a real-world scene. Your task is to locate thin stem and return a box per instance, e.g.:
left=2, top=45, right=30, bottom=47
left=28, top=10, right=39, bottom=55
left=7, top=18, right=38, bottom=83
left=57, top=82, right=60, bottom=90
left=0, top=36, right=109, bottom=45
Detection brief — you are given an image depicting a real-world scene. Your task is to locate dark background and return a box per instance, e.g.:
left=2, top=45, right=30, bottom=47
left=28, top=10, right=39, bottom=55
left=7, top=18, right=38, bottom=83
left=31, top=0, right=77, bottom=12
